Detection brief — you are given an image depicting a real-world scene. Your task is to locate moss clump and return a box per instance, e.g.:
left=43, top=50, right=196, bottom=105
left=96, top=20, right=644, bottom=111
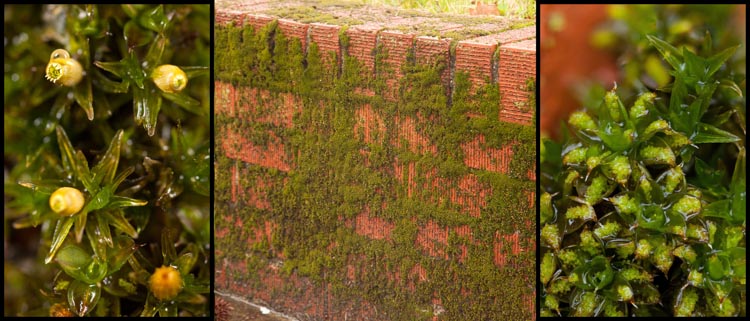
left=4, top=4, right=210, bottom=317
left=540, top=17, right=745, bottom=319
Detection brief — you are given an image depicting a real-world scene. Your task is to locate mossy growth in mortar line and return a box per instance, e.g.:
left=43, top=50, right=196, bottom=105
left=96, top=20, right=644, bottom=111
left=214, top=19, right=535, bottom=320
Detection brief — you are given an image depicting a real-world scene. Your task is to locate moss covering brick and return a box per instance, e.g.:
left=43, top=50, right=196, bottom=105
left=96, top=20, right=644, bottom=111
left=214, top=6, right=536, bottom=320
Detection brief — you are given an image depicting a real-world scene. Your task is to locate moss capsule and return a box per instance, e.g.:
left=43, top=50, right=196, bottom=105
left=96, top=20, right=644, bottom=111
left=151, top=64, right=188, bottom=93
left=49, top=187, right=85, bottom=216
left=604, top=90, right=624, bottom=122
left=569, top=111, right=597, bottom=132
left=617, top=284, right=634, bottom=302
left=149, top=265, right=183, bottom=301
left=542, top=224, right=561, bottom=251
left=45, top=49, right=84, bottom=87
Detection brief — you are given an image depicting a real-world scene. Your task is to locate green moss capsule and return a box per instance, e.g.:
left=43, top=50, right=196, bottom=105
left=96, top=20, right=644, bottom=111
left=569, top=111, right=597, bottom=132
left=674, top=286, right=699, bottom=316
left=580, top=230, right=601, bottom=255
left=585, top=175, right=610, bottom=205
left=541, top=192, right=554, bottom=224
left=610, top=193, right=638, bottom=217
left=630, top=92, right=655, bottom=120
left=542, top=224, right=561, bottom=251
left=563, top=146, right=587, bottom=165
left=686, top=223, right=708, bottom=242
left=617, top=284, right=634, bottom=302
left=605, top=155, right=631, bottom=185
left=605, top=89, right=624, bottom=122
left=640, top=144, right=676, bottom=166
left=566, top=204, right=596, bottom=221
left=545, top=294, right=560, bottom=311
left=673, top=244, right=698, bottom=264
left=661, top=166, right=684, bottom=194
left=635, top=239, right=652, bottom=259
left=652, top=241, right=674, bottom=274
left=687, top=269, right=704, bottom=287
left=671, top=195, right=701, bottom=218
left=541, top=253, right=557, bottom=285
left=594, top=221, right=621, bottom=239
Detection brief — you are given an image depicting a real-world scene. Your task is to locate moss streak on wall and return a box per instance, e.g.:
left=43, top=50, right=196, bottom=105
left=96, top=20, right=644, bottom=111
left=214, top=17, right=536, bottom=320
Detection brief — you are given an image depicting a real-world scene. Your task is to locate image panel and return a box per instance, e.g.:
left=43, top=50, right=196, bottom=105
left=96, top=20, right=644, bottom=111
left=539, top=4, right=746, bottom=318
left=213, top=0, right=537, bottom=320
left=4, top=4, right=211, bottom=317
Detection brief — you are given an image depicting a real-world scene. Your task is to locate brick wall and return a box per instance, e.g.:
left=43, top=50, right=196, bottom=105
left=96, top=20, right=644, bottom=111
left=215, top=6, right=536, bottom=321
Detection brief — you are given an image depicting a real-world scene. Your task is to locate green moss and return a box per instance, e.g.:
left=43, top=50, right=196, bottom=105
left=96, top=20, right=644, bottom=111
left=262, top=6, right=364, bottom=25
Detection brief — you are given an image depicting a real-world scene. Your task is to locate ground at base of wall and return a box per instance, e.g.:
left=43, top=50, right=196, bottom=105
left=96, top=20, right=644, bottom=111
left=218, top=292, right=295, bottom=321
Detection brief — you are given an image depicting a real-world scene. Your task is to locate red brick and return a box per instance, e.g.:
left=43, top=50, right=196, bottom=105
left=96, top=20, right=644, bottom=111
left=245, top=14, right=275, bottom=30
left=345, top=25, right=380, bottom=76
left=214, top=10, right=232, bottom=26
left=350, top=206, right=395, bottom=240
left=378, top=31, right=415, bottom=101
left=416, top=220, right=449, bottom=259
left=415, top=36, right=452, bottom=92
left=455, top=41, right=497, bottom=90
left=309, top=23, right=341, bottom=71
left=460, top=134, right=516, bottom=174
left=277, top=19, right=310, bottom=49
left=392, top=113, right=437, bottom=156
left=221, top=128, right=291, bottom=172
left=354, top=103, right=385, bottom=144
left=230, top=164, right=239, bottom=203
left=214, top=81, right=237, bottom=116
left=498, top=39, right=536, bottom=125
left=239, top=88, right=301, bottom=128
left=215, top=9, right=246, bottom=26
left=464, top=26, right=535, bottom=46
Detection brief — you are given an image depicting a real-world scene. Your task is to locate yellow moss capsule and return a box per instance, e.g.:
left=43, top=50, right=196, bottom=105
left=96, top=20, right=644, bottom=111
left=149, top=265, right=183, bottom=301
left=45, top=49, right=84, bottom=87
left=151, top=64, right=188, bottom=93
left=49, top=187, right=85, bottom=217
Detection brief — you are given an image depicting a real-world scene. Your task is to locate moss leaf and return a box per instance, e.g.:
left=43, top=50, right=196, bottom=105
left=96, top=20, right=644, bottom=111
left=45, top=216, right=75, bottom=264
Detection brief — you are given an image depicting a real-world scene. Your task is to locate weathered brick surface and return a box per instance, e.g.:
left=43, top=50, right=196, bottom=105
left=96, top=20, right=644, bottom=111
left=215, top=81, right=238, bottom=116
left=309, top=23, right=341, bottom=71
left=454, top=41, right=497, bottom=89
left=345, top=25, right=380, bottom=76
left=460, top=134, right=515, bottom=174
left=415, top=36, right=452, bottom=90
left=345, top=206, right=395, bottom=241
left=463, top=26, right=535, bottom=46
left=277, top=19, right=310, bottom=49
left=222, top=128, right=291, bottom=172
left=245, top=14, right=274, bottom=30
left=378, top=31, right=415, bottom=100
left=353, top=103, right=385, bottom=144
left=393, top=113, right=438, bottom=156
left=215, top=10, right=241, bottom=25
left=238, top=88, right=301, bottom=128
left=499, top=39, right=536, bottom=125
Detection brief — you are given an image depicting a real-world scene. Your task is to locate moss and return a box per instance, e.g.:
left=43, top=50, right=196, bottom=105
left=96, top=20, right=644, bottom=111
left=214, top=18, right=535, bottom=320
left=263, top=5, right=364, bottom=25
